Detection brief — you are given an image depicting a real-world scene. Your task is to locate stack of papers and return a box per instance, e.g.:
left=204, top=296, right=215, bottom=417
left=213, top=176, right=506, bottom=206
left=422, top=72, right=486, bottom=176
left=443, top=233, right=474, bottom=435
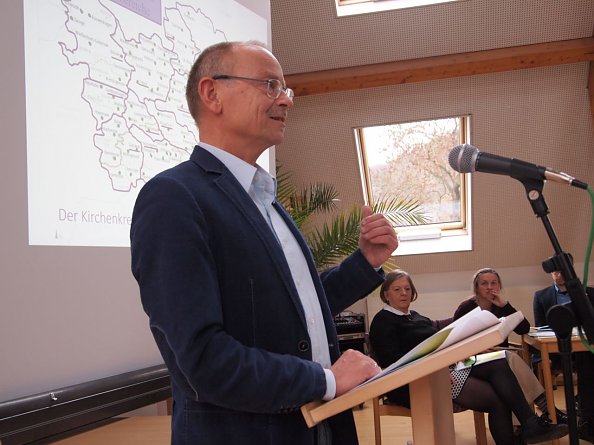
left=528, top=326, right=579, bottom=337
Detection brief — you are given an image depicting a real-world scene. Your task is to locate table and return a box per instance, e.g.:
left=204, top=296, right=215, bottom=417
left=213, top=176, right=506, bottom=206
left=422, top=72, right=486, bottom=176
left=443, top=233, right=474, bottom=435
left=522, top=332, right=589, bottom=444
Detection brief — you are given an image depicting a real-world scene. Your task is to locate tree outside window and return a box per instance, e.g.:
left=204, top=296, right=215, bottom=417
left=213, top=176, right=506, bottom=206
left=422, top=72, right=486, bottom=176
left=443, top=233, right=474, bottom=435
left=357, top=116, right=469, bottom=234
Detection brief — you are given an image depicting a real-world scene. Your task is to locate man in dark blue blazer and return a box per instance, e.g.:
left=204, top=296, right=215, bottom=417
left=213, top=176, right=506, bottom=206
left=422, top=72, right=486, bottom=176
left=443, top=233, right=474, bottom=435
left=533, top=264, right=594, bottom=442
left=130, top=41, right=398, bottom=445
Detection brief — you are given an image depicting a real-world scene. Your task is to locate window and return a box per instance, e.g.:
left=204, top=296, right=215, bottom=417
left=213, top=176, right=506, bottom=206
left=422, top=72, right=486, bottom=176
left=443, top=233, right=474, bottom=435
left=336, top=0, right=465, bottom=17
left=355, top=116, right=471, bottom=255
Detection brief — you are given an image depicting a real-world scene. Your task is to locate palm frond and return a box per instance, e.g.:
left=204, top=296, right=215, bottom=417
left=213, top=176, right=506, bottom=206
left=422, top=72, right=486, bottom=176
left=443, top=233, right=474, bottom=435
left=289, top=183, right=339, bottom=228
left=307, top=212, right=361, bottom=270
left=276, top=165, right=340, bottom=228
left=275, top=166, right=295, bottom=204
left=371, top=195, right=428, bottom=227
left=276, top=164, right=427, bottom=270
left=308, top=198, right=428, bottom=270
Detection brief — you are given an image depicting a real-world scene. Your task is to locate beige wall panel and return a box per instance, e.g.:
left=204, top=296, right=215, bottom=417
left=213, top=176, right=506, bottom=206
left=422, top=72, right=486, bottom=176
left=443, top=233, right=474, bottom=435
left=276, top=63, right=594, bottom=275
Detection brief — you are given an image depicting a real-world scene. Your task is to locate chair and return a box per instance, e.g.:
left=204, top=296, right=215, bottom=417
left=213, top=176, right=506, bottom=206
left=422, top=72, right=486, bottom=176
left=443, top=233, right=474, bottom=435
left=371, top=395, right=488, bottom=445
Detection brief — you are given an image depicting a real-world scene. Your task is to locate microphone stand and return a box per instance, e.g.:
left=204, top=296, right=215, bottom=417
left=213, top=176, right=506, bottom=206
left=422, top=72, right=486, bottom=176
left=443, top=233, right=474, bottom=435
left=517, top=176, right=594, bottom=445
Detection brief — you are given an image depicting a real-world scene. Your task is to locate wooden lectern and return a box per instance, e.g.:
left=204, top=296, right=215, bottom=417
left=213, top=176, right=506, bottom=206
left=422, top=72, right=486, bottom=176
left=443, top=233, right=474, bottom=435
left=302, top=320, right=516, bottom=445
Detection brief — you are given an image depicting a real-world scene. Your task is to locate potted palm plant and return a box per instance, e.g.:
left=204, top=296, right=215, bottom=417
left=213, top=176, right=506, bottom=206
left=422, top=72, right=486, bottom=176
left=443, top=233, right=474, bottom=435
left=276, top=167, right=427, bottom=270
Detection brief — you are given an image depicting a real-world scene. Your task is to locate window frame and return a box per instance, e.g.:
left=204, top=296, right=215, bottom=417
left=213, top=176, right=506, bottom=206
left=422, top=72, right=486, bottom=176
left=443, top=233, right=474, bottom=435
left=335, top=0, right=466, bottom=17
left=355, top=115, right=472, bottom=254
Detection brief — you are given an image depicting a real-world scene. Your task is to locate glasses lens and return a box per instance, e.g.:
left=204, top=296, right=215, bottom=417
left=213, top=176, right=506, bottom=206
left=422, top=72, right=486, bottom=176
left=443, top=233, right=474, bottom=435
left=266, top=79, right=281, bottom=99
left=266, top=79, right=293, bottom=99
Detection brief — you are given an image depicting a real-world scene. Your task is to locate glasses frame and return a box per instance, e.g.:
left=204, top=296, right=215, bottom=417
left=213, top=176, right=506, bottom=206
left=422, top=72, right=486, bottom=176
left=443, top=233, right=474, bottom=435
left=212, top=74, right=294, bottom=99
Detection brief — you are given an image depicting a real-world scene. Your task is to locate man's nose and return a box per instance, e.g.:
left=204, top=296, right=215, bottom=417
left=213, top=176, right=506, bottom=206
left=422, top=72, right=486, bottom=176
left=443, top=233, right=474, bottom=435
left=277, top=92, right=294, bottom=107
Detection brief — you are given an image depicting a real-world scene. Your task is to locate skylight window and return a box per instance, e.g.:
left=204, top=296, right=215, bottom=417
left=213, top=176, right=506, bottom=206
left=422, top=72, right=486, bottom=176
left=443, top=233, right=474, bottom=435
left=355, top=115, right=472, bottom=255
left=336, top=0, right=464, bottom=17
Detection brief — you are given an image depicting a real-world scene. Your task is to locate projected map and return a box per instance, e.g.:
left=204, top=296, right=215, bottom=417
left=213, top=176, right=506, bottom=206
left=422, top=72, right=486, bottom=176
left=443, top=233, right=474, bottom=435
left=24, top=0, right=267, bottom=246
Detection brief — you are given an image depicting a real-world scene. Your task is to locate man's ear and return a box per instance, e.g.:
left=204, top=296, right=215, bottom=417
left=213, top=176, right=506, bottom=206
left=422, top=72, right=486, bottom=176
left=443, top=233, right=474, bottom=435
left=198, top=77, right=222, bottom=113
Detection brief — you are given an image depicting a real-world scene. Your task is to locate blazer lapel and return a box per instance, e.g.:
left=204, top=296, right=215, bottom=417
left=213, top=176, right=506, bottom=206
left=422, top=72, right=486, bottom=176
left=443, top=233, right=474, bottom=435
left=191, top=147, right=308, bottom=325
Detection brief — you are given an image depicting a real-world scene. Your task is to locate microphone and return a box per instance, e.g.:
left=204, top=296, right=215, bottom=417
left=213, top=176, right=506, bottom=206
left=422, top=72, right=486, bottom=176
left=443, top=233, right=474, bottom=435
left=448, top=144, right=588, bottom=189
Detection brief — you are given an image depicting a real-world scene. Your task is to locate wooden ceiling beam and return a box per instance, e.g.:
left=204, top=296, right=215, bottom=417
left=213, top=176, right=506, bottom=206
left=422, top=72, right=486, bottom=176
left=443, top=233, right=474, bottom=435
left=285, top=37, right=594, bottom=97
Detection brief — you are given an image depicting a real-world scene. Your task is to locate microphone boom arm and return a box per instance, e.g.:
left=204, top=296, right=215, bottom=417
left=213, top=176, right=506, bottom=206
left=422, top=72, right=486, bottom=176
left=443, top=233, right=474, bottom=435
left=520, top=177, right=594, bottom=445
left=518, top=176, right=594, bottom=344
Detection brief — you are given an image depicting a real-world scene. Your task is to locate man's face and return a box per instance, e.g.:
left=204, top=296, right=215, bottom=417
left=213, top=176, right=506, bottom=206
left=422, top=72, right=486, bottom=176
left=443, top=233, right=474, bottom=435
left=217, top=45, right=293, bottom=156
left=551, top=270, right=565, bottom=287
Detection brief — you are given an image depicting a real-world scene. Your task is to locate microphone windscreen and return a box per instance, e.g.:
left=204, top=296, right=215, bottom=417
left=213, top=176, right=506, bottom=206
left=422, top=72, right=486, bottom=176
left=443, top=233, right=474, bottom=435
left=448, top=144, right=478, bottom=173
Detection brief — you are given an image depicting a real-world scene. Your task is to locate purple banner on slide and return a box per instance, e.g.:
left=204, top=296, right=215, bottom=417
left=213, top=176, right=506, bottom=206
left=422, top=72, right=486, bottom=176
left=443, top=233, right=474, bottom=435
left=110, top=0, right=162, bottom=25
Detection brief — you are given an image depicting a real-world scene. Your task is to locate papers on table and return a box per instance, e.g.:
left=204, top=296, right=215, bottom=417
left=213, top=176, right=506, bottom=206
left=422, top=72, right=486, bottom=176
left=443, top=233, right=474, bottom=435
left=528, top=326, right=579, bottom=337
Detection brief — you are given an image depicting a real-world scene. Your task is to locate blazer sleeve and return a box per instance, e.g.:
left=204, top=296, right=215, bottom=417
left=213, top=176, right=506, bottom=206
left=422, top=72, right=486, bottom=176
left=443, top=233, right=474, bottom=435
left=533, top=288, right=549, bottom=327
left=318, top=249, right=385, bottom=316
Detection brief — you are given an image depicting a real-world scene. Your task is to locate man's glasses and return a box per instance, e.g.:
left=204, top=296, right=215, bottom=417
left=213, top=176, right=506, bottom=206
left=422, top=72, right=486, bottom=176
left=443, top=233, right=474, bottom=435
left=212, top=74, right=294, bottom=100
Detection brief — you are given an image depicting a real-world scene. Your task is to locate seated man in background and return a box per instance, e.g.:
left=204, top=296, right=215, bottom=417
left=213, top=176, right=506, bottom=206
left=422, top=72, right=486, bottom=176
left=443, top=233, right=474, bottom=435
left=533, top=256, right=594, bottom=443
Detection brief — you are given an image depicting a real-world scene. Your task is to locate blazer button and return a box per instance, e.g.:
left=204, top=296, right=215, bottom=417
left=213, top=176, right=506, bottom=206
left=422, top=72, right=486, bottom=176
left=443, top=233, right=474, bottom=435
left=298, top=340, right=310, bottom=352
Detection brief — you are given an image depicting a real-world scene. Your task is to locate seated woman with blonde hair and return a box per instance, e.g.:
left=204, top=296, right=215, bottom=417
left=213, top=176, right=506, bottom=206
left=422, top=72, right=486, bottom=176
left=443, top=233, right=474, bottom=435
left=454, top=267, right=568, bottom=424
left=369, top=269, right=568, bottom=445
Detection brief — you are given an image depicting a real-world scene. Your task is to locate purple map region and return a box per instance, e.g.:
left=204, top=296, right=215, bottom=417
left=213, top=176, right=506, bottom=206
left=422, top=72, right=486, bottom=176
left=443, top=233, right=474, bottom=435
left=111, top=0, right=162, bottom=24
